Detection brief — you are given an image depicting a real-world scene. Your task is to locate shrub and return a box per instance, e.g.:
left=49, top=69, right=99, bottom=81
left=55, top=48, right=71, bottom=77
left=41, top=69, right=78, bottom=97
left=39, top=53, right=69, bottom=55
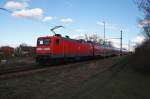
left=131, top=40, right=150, bottom=72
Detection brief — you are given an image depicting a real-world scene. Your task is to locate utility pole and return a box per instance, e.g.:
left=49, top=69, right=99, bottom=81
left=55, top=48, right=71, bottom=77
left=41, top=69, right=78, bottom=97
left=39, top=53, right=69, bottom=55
left=120, top=30, right=123, bottom=56
left=103, top=21, right=106, bottom=45
left=103, top=21, right=106, bottom=59
left=128, top=40, right=131, bottom=52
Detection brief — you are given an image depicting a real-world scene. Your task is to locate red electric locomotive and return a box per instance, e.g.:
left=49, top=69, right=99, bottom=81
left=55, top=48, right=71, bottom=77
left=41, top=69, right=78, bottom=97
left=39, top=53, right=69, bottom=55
left=35, top=26, right=94, bottom=64
left=36, top=34, right=94, bottom=64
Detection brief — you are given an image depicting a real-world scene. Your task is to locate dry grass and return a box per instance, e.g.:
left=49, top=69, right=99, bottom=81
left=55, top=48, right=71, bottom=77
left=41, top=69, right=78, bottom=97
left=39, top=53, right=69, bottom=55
left=1, top=56, right=150, bottom=99
left=0, top=57, right=36, bottom=71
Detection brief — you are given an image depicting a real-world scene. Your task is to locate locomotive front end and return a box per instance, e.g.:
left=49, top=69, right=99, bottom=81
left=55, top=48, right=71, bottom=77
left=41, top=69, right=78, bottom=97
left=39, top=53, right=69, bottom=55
left=36, top=37, right=51, bottom=64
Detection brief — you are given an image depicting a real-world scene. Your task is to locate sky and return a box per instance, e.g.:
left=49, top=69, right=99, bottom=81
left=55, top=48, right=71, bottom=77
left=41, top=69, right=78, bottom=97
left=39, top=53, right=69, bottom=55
left=0, top=0, right=144, bottom=49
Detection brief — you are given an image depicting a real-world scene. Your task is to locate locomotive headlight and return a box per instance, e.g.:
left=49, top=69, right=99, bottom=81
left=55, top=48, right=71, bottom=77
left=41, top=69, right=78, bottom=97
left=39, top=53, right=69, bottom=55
left=36, top=48, right=42, bottom=50
left=44, top=48, right=50, bottom=50
left=36, top=48, right=50, bottom=51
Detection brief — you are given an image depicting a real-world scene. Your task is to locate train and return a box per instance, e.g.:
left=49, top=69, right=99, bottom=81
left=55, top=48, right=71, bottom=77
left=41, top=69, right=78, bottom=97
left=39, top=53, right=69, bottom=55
left=35, top=33, right=128, bottom=64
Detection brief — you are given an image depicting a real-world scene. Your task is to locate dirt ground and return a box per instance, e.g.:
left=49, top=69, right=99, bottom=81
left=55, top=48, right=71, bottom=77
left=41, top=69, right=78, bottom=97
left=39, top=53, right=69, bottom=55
left=0, top=57, right=36, bottom=70
left=0, top=56, right=150, bottom=99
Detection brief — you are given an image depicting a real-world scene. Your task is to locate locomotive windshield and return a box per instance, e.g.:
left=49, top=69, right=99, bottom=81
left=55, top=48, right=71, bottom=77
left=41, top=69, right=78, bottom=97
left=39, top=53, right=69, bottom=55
left=37, top=38, right=51, bottom=46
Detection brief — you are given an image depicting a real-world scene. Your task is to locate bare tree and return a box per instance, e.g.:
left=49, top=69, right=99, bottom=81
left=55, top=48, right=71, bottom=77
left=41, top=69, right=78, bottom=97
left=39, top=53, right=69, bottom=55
left=84, top=33, right=103, bottom=43
left=136, top=0, right=150, bottom=39
left=84, top=33, right=114, bottom=47
left=14, top=43, right=35, bottom=57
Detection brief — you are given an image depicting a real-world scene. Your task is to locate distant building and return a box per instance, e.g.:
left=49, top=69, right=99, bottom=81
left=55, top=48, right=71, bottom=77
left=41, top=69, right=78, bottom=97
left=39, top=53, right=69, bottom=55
left=0, top=46, right=14, bottom=58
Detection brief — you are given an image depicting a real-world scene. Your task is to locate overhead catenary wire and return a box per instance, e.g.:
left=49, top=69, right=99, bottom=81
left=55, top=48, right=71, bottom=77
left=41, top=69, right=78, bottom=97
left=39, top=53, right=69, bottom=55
left=0, top=7, right=12, bottom=13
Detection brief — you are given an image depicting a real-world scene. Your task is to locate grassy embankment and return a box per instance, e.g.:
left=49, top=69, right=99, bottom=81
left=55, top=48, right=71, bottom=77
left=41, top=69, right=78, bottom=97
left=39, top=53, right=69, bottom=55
left=0, top=56, right=150, bottom=99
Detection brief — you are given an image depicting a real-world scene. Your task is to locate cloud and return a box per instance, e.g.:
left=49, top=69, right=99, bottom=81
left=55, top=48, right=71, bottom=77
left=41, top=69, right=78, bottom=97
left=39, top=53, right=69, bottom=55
left=4, top=1, right=28, bottom=10
left=42, top=16, right=53, bottom=22
left=132, top=36, right=145, bottom=44
left=138, top=19, right=150, bottom=28
left=12, top=8, right=43, bottom=19
left=3, top=0, right=45, bottom=20
left=109, top=39, right=120, bottom=48
left=108, top=39, right=128, bottom=50
left=60, top=18, right=73, bottom=23
left=72, top=34, right=85, bottom=39
left=111, top=36, right=145, bottom=50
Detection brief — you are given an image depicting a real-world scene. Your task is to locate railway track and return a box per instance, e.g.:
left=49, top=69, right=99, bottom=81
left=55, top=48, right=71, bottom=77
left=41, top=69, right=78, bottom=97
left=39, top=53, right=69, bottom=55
left=0, top=64, right=45, bottom=79
left=0, top=60, right=88, bottom=79
left=0, top=57, right=122, bottom=80
left=0, top=65, right=39, bottom=75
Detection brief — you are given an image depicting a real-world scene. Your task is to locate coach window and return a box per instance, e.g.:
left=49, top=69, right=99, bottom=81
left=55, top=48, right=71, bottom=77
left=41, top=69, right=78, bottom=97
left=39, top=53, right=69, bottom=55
left=56, top=39, right=60, bottom=45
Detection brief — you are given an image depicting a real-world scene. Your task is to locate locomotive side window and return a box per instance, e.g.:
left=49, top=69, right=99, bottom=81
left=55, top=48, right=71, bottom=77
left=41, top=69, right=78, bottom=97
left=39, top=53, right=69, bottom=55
left=37, top=38, right=50, bottom=46
left=56, top=39, right=60, bottom=45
